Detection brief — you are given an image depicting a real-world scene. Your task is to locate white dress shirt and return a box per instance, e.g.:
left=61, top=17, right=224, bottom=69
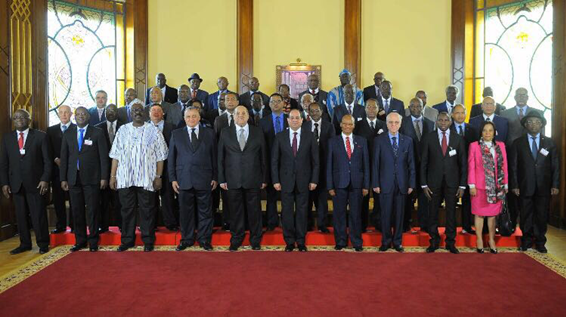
left=187, top=125, right=200, bottom=142
left=236, top=124, right=249, bottom=142
left=341, top=132, right=354, bottom=154
left=289, top=128, right=301, bottom=150
left=483, top=114, right=495, bottom=122
left=311, top=119, right=322, bottom=139
left=16, top=128, right=29, bottom=147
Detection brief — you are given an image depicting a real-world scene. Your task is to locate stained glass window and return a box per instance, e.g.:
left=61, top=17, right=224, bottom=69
left=475, top=0, right=553, bottom=133
left=47, top=0, right=126, bottom=126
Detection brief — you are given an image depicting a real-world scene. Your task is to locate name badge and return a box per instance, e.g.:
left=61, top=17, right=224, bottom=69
left=84, top=139, right=93, bottom=146
left=449, top=149, right=457, bottom=157
left=19, top=149, right=25, bottom=155
left=540, top=148, right=549, bottom=156
left=377, top=129, right=384, bottom=134
left=357, top=117, right=362, bottom=121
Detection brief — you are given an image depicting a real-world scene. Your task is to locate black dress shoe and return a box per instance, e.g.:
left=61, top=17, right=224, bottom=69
left=354, top=246, right=363, bottom=252
left=98, top=227, right=109, bottom=234
left=266, top=226, right=276, bottom=232
left=89, top=246, right=99, bottom=252
left=489, top=248, right=498, bottom=254
left=70, top=244, right=86, bottom=252
left=251, top=245, right=261, bottom=251
left=176, top=242, right=193, bottom=251
left=117, top=245, right=131, bottom=252
left=394, top=246, right=404, bottom=253
left=518, top=245, right=529, bottom=251
left=426, top=245, right=438, bottom=253
left=229, top=244, right=239, bottom=252
left=319, top=227, right=330, bottom=233
left=9, top=246, right=32, bottom=255
left=379, top=245, right=389, bottom=252
left=51, top=228, right=66, bottom=234
left=335, top=245, right=345, bottom=251
left=223, top=224, right=230, bottom=232
left=285, top=244, right=295, bottom=252
left=39, top=247, right=49, bottom=254
left=166, top=226, right=179, bottom=232
left=200, top=243, right=213, bottom=251
left=462, top=228, right=476, bottom=234
left=144, top=244, right=154, bottom=252
left=446, top=245, right=460, bottom=254
left=536, top=245, right=548, bottom=253
left=297, top=244, right=307, bottom=252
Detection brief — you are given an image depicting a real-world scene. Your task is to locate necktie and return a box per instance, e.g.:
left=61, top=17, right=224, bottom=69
left=292, top=132, right=298, bottom=157
left=18, top=132, right=24, bottom=150
left=98, top=108, right=103, bottom=121
left=109, top=122, right=115, bottom=144
left=275, top=116, right=281, bottom=134
left=486, top=117, right=491, bottom=122
left=519, top=107, right=524, bottom=120
left=384, top=99, right=389, bottom=113
left=254, top=113, right=260, bottom=126
left=314, top=123, right=319, bottom=142
left=414, top=120, right=422, bottom=141
left=531, top=136, right=538, bottom=160
left=458, top=125, right=464, bottom=136
left=191, top=128, right=198, bottom=149
left=370, top=121, right=375, bottom=130
left=238, top=128, right=246, bottom=151
left=348, top=105, right=352, bottom=115
left=229, top=114, right=233, bottom=127
left=192, top=90, right=197, bottom=100
left=392, top=136, right=398, bottom=157
left=62, top=125, right=68, bottom=133
left=441, top=131, right=448, bottom=156
left=78, top=128, right=85, bottom=169
left=345, top=136, right=352, bottom=160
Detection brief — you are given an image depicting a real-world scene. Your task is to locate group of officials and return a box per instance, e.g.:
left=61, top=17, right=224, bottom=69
left=0, top=69, right=560, bottom=255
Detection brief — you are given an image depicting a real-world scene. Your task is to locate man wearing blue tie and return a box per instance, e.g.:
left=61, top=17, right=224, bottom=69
left=372, top=112, right=416, bottom=252
left=327, top=115, right=370, bottom=252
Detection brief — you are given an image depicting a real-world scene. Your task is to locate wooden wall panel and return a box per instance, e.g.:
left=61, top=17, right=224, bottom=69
left=344, top=0, right=361, bottom=85
left=237, top=0, right=253, bottom=94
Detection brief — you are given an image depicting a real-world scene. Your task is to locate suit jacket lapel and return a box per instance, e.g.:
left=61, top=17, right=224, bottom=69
left=24, top=129, right=34, bottom=150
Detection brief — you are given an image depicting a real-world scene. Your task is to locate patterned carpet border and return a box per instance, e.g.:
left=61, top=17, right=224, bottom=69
left=1, top=246, right=565, bottom=294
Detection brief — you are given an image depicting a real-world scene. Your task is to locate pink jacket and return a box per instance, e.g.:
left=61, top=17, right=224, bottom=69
left=467, top=141, right=508, bottom=190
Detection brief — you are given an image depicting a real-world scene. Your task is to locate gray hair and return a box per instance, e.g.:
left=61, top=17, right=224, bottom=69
left=300, top=93, right=314, bottom=103
left=386, top=111, right=403, bottom=122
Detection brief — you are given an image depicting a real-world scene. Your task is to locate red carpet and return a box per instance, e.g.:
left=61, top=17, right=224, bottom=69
left=1, top=251, right=565, bottom=316
left=50, top=226, right=522, bottom=247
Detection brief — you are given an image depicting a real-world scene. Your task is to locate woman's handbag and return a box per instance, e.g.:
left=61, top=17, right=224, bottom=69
left=497, top=199, right=514, bottom=237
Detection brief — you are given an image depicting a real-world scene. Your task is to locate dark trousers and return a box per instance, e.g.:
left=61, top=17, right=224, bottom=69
left=461, top=187, right=473, bottom=229
left=220, top=188, right=230, bottom=226
left=361, top=191, right=380, bottom=231
left=507, top=192, right=520, bottom=227
left=100, top=188, right=121, bottom=230
left=404, top=189, right=429, bottom=230
left=228, top=188, right=262, bottom=246
left=332, top=186, right=363, bottom=248
left=13, top=187, right=49, bottom=249
left=281, top=188, right=309, bottom=245
left=520, top=194, right=550, bottom=247
left=428, top=182, right=458, bottom=247
left=380, top=182, right=405, bottom=247
left=153, top=176, right=178, bottom=228
left=309, top=184, right=329, bottom=229
left=178, top=188, right=213, bottom=245
left=52, top=174, right=73, bottom=230
left=69, top=172, right=100, bottom=247
left=118, top=187, right=156, bottom=246
left=265, top=185, right=279, bottom=228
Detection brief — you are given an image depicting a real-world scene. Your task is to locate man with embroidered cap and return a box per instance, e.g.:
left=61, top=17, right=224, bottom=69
left=327, top=69, right=364, bottom=118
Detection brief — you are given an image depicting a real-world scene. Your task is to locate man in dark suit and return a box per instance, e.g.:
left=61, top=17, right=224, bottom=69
left=188, top=73, right=209, bottom=105
left=149, top=104, right=178, bottom=231
left=432, top=85, right=459, bottom=115
left=298, top=74, right=329, bottom=116
left=272, top=109, right=319, bottom=252
left=469, top=96, right=509, bottom=142
left=278, top=84, right=300, bottom=113
left=354, top=99, right=386, bottom=232
left=363, top=71, right=385, bottom=101
left=406, top=90, right=438, bottom=123
left=377, top=80, right=404, bottom=121
left=400, top=98, right=435, bottom=233
left=239, top=77, right=270, bottom=109
left=60, top=107, right=109, bottom=252
left=303, top=102, right=335, bottom=233
left=1, top=109, right=52, bottom=255
left=470, top=87, right=506, bottom=118
left=332, top=84, right=366, bottom=134
left=145, top=73, right=178, bottom=105
left=451, top=104, right=478, bottom=234
left=372, top=112, right=416, bottom=252
left=511, top=111, right=560, bottom=253
left=117, top=88, right=138, bottom=124
left=327, top=115, right=370, bottom=252
left=169, top=108, right=217, bottom=251
left=47, top=105, right=75, bottom=233
left=165, top=84, right=190, bottom=127
left=421, top=112, right=467, bottom=254
left=218, top=106, right=268, bottom=251
left=88, top=90, right=108, bottom=126
left=260, top=93, right=289, bottom=230
left=250, top=93, right=271, bottom=126
left=206, top=76, right=233, bottom=112
left=95, top=104, right=122, bottom=232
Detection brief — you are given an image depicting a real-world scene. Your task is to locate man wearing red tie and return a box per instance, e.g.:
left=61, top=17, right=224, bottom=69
left=327, top=115, right=370, bottom=251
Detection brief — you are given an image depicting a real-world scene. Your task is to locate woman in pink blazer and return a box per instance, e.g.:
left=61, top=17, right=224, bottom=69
left=468, top=121, right=508, bottom=254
